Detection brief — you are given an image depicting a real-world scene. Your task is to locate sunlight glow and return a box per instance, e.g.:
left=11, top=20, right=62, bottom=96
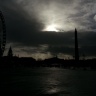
left=43, top=24, right=59, bottom=32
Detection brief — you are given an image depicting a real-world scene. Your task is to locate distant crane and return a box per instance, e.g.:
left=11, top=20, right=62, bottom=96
left=0, top=11, right=6, bottom=57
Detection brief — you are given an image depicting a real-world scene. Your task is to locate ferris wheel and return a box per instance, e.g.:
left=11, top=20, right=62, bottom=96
left=0, top=11, right=6, bottom=57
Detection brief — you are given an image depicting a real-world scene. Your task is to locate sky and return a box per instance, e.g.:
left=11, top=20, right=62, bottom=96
left=0, top=0, right=96, bottom=60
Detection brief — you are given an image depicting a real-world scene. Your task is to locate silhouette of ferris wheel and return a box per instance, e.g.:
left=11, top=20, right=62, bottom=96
left=0, top=11, right=6, bottom=57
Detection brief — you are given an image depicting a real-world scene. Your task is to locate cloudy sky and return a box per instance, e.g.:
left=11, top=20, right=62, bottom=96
left=0, top=0, right=96, bottom=60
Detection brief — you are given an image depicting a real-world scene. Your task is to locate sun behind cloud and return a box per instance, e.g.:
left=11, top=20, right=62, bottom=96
left=43, top=24, right=59, bottom=32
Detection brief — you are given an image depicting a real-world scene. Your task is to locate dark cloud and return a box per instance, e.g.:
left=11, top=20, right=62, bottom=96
left=0, top=0, right=44, bottom=42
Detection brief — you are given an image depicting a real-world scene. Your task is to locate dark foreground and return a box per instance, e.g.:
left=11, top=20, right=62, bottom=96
left=0, top=67, right=96, bottom=96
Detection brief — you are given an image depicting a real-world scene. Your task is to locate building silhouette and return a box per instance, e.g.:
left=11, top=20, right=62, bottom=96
left=7, top=46, right=13, bottom=57
left=75, top=28, right=79, bottom=61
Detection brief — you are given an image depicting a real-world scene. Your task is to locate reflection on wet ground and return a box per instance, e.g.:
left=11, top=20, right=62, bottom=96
left=1, top=67, right=96, bottom=96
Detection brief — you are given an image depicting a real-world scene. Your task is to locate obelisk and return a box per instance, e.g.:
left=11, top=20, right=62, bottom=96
left=75, top=28, right=79, bottom=61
